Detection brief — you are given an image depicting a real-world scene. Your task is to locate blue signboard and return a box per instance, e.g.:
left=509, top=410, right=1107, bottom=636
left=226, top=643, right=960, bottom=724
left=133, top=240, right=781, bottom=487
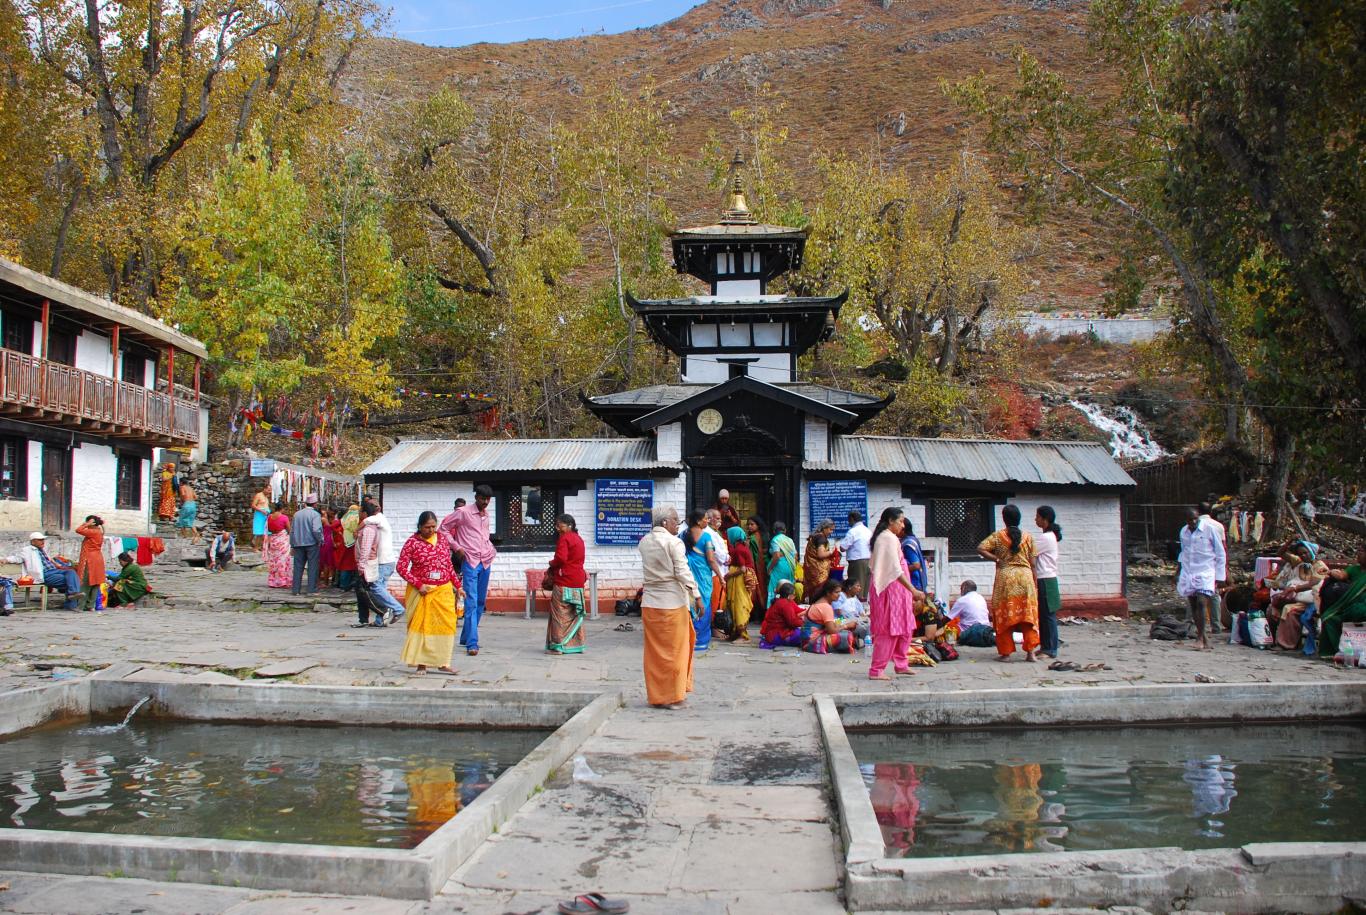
left=808, top=480, right=868, bottom=538
left=595, top=479, right=654, bottom=546
left=249, top=459, right=276, bottom=477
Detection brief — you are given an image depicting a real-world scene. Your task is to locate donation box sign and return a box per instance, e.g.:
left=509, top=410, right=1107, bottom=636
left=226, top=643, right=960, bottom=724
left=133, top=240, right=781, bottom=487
left=808, top=480, right=868, bottom=538
left=595, top=479, right=654, bottom=546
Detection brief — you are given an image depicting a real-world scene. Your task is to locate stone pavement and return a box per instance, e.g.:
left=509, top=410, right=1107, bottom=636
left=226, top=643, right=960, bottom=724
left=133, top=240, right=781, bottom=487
left=0, top=562, right=1358, bottom=914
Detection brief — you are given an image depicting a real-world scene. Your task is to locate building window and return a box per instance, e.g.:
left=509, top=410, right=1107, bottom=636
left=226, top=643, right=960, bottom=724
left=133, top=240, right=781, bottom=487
left=742, top=251, right=761, bottom=273
left=487, top=484, right=565, bottom=550
left=927, top=497, right=995, bottom=561
left=0, top=436, right=26, bottom=500
left=1, top=310, right=32, bottom=355
left=120, top=352, right=146, bottom=386
left=115, top=453, right=142, bottom=510
left=715, top=252, right=735, bottom=275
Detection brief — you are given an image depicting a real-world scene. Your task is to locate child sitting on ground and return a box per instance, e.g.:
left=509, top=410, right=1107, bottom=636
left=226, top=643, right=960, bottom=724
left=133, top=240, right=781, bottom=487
left=832, top=580, right=869, bottom=640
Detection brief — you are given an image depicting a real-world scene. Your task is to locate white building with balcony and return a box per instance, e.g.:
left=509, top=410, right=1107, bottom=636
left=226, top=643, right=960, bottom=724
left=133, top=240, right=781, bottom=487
left=0, top=258, right=207, bottom=534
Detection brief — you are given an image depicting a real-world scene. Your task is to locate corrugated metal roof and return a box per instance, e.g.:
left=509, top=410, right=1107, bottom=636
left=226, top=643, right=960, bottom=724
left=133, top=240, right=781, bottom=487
left=590, top=383, right=885, bottom=408
left=362, top=438, right=679, bottom=478
left=810, top=437, right=1136, bottom=488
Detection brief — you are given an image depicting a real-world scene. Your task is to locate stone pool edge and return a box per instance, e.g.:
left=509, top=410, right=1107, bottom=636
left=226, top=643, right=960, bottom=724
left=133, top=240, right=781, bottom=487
left=0, top=679, right=622, bottom=899
left=815, top=681, right=1366, bottom=913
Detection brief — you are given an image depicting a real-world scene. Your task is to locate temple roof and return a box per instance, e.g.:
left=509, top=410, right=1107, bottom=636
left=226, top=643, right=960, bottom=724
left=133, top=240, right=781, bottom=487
left=584, top=380, right=892, bottom=436
left=626, top=291, right=845, bottom=357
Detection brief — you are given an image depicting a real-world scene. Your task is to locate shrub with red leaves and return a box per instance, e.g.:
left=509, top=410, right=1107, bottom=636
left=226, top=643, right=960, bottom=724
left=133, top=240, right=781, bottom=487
left=984, top=381, right=1043, bottom=440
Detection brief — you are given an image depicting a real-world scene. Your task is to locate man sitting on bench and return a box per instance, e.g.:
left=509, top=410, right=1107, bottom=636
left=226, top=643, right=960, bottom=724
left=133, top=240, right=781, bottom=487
left=17, top=532, right=81, bottom=611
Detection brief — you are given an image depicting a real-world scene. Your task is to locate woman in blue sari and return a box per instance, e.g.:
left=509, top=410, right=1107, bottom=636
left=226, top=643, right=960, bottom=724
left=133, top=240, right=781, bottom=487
left=767, top=521, right=798, bottom=607
left=682, top=510, right=721, bottom=651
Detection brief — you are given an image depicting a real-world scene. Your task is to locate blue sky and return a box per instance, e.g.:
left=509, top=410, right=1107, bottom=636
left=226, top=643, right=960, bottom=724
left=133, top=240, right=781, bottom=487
left=387, top=0, right=702, bottom=46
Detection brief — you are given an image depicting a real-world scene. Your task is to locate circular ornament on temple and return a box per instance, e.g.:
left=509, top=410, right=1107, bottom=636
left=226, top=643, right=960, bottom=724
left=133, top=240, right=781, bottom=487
left=696, top=408, right=723, bottom=435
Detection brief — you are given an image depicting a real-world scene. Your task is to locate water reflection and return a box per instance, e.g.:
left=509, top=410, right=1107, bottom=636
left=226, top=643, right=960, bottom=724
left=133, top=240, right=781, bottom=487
left=852, top=723, right=1366, bottom=858
left=0, top=720, right=547, bottom=848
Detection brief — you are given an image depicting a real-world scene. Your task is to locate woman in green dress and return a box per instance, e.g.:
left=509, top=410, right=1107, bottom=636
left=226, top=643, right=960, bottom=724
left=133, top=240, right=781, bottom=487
left=108, top=551, right=150, bottom=608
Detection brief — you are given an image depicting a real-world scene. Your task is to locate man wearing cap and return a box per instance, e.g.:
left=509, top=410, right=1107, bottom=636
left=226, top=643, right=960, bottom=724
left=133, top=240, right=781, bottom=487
left=15, top=533, right=80, bottom=610
left=714, top=489, right=741, bottom=531
left=290, top=494, right=325, bottom=595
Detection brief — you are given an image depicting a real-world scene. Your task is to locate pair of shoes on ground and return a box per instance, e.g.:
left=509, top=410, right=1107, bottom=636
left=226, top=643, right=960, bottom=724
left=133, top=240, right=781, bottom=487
left=558, top=892, right=629, bottom=914
left=1048, top=660, right=1112, bottom=672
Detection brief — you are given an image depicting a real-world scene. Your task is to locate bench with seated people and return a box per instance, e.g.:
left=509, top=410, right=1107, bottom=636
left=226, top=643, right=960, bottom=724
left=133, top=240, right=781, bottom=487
left=5, top=532, right=81, bottom=611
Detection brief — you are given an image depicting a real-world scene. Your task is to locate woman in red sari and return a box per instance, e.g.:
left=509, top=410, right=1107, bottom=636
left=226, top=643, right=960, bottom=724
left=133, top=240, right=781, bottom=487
left=265, top=504, right=293, bottom=588
left=318, top=508, right=337, bottom=587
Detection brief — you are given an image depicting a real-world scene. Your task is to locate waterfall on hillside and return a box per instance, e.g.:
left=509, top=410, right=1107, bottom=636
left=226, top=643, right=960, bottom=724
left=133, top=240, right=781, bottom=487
left=1068, top=400, right=1169, bottom=462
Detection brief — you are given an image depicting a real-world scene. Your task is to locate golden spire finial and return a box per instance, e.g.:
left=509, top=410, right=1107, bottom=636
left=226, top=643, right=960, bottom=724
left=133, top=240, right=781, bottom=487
left=721, top=150, right=757, bottom=225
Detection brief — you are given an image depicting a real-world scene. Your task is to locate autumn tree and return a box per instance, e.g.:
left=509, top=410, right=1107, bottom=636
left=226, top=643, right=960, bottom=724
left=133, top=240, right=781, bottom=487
left=17, top=0, right=381, bottom=302
left=948, top=0, right=1316, bottom=525
left=172, top=131, right=401, bottom=417
left=792, top=152, right=1026, bottom=433
left=1167, top=0, right=1366, bottom=475
left=561, top=85, right=682, bottom=382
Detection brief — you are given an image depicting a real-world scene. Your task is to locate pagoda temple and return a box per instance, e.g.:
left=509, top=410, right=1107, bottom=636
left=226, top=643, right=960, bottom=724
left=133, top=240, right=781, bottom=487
left=364, top=160, right=1135, bottom=617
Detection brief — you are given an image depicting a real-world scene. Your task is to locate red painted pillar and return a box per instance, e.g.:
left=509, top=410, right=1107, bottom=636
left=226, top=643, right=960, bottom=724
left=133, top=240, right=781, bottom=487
left=110, top=324, right=121, bottom=423
left=39, top=298, right=49, bottom=407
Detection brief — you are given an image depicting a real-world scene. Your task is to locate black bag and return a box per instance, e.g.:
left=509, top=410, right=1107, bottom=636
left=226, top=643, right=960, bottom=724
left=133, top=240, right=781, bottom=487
left=1149, top=614, right=1193, bottom=640
left=936, top=641, right=959, bottom=661
left=922, top=642, right=945, bottom=663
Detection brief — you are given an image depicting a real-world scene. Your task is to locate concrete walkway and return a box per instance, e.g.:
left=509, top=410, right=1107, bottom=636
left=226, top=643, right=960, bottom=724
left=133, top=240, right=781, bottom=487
left=0, top=562, right=1357, bottom=914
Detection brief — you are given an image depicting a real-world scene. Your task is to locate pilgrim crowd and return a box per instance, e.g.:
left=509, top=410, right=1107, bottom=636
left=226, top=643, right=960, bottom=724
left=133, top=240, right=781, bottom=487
left=37, top=479, right=1355, bottom=698
left=1172, top=501, right=1366, bottom=661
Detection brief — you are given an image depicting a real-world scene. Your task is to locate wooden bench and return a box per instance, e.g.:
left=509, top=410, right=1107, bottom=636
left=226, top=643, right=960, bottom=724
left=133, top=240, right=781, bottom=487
left=0, top=561, right=55, bottom=610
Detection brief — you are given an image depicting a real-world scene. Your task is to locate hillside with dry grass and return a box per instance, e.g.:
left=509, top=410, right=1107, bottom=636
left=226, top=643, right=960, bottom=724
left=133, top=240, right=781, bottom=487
left=342, top=0, right=1121, bottom=310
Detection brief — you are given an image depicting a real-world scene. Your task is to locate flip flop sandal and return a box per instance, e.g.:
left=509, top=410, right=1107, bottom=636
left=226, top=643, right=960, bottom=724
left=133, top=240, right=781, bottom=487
left=1048, top=660, right=1080, bottom=671
left=559, top=893, right=630, bottom=914
left=1078, top=662, right=1111, bottom=672
left=348, top=623, right=369, bottom=629
left=613, top=623, right=634, bottom=632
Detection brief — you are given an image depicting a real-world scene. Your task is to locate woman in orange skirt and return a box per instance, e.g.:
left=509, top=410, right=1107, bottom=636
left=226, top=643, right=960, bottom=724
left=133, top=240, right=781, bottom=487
left=976, top=504, right=1040, bottom=662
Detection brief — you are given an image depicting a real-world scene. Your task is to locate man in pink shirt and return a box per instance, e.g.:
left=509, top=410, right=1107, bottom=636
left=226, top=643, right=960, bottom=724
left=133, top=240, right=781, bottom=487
left=444, top=485, right=497, bottom=655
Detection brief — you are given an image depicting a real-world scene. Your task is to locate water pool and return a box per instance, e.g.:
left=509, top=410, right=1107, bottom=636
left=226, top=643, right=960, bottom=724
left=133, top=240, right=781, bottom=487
left=849, top=721, right=1366, bottom=858
left=0, top=718, right=549, bottom=848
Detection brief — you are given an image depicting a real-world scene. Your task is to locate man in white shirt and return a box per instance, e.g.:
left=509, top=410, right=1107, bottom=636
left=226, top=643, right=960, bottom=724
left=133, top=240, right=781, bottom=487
left=13, top=533, right=80, bottom=610
left=839, top=511, right=872, bottom=598
left=1196, top=501, right=1227, bottom=633
left=356, top=501, right=406, bottom=626
left=1177, top=507, right=1227, bottom=651
left=947, top=579, right=994, bottom=647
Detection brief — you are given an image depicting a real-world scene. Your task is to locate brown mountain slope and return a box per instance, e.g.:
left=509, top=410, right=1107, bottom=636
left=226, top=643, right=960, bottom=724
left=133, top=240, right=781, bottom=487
left=342, top=0, right=1116, bottom=308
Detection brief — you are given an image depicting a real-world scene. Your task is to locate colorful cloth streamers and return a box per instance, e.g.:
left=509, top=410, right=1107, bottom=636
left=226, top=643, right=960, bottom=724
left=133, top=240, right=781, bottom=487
left=395, top=388, right=496, bottom=401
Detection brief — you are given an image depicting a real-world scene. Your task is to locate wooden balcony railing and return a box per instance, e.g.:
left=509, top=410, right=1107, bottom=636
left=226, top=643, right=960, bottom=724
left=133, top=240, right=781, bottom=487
left=0, top=349, right=199, bottom=446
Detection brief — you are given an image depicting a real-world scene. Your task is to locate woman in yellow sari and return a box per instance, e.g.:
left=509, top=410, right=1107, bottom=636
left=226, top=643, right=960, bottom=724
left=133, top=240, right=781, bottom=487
left=976, top=504, right=1040, bottom=662
left=396, top=511, right=460, bottom=675
left=724, top=526, right=756, bottom=641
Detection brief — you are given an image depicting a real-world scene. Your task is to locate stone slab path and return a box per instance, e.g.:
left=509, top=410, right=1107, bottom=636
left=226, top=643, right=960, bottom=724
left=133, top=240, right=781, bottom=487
left=0, top=563, right=1357, bottom=914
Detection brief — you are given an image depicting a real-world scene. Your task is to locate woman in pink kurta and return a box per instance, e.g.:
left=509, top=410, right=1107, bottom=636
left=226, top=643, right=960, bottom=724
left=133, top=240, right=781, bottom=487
left=867, top=507, right=918, bottom=680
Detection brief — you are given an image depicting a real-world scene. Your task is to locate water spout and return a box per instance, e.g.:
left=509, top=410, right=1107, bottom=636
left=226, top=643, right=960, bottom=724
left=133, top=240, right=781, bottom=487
left=120, top=696, right=151, bottom=728
left=79, top=696, right=152, bottom=736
